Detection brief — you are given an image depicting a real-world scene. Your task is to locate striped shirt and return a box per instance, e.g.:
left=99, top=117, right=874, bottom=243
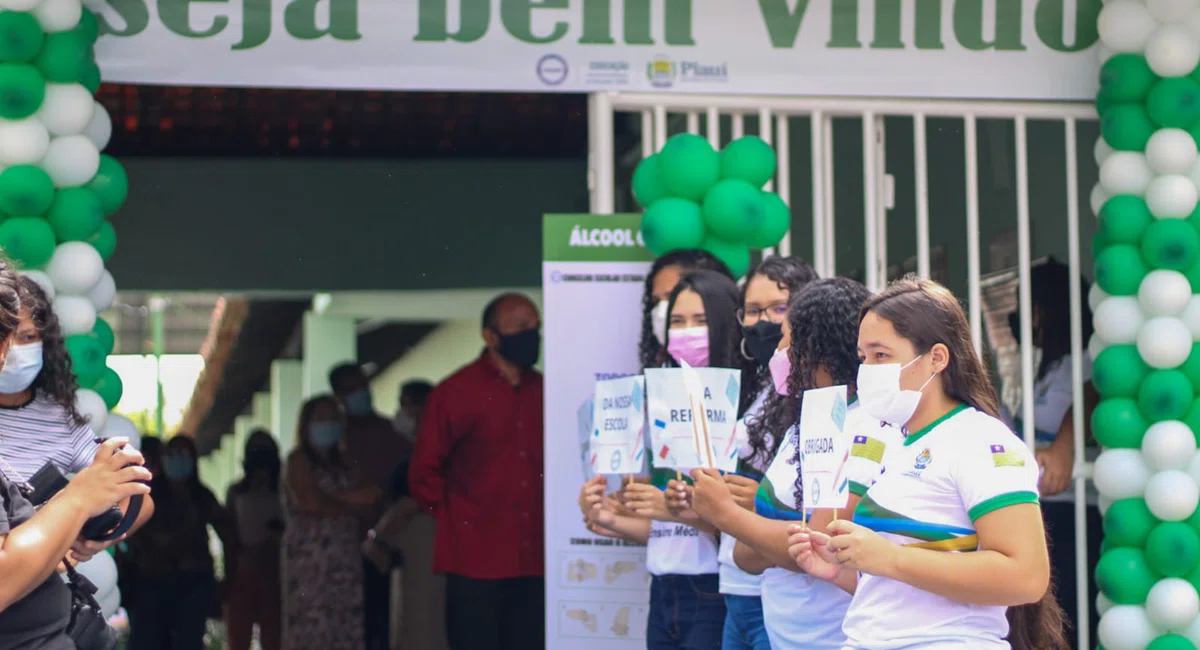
left=0, top=396, right=95, bottom=483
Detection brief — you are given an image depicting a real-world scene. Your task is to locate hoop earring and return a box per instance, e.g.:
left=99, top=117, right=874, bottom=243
left=740, top=338, right=753, bottom=361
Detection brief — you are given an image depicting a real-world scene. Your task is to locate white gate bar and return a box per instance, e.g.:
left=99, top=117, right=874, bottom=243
left=914, top=113, right=931, bottom=279
left=1015, top=116, right=1036, bottom=453
left=863, top=112, right=881, bottom=292
left=822, top=115, right=837, bottom=278
left=687, top=111, right=699, bottom=134
left=641, top=111, right=653, bottom=158
left=875, top=116, right=888, bottom=290
left=604, top=92, right=1094, bottom=120
left=776, top=115, right=793, bottom=258
left=965, top=115, right=983, bottom=355
left=1064, top=117, right=1090, bottom=650
left=654, top=105, right=668, bottom=149
left=706, top=107, right=720, bottom=148
left=761, top=107, right=776, bottom=259
left=588, top=93, right=615, bottom=214
left=811, top=112, right=827, bottom=275
left=733, top=114, right=745, bottom=139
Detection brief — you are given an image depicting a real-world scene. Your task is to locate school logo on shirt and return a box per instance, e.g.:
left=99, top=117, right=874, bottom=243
left=991, top=444, right=1026, bottom=468
left=851, top=435, right=885, bottom=463
left=904, top=448, right=932, bottom=478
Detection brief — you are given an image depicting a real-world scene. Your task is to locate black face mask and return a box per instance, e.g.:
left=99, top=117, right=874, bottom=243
left=495, top=328, right=540, bottom=368
left=743, top=321, right=784, bottom=367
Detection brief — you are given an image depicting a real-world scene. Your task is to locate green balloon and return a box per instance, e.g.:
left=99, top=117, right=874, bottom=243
left=720, top=136, right=776, bottom=188
left=0, top=165, right=53, bottom=217
left=73, top=9, right=98, bottom=44
left=1105, top=498, right=1159, bottom=548
left=1147, top=635, right=1198, bottom=650
left=0, top=63, right=41, bottom=119
left=1100, top=195, right=1153, bottom=245
left=1143, top=218, right=1200, bottom=271
left=1186, top=398, right=1200, bottom=446
left=65, top=333, right=105, bottom=385
left=640, top=198, right=706, bottom=256
left=86, top=220, right=115, bottom=261
left=91, top=366, right=122, bottom=409
left=1148, top=77, right=1200, bottom=129
left=1094, top=345, right=1151, bottom=399
left=632, top=154, right=669, bottom=209
left=1184, top=343, right=1200, bottom=390
left=46, top=187, right=102, bottom=242
left=34, top=31, right=89, bottom=83
left=1147, top=521, right=1200, bottom=578
left=747, top=191, right=791, bottom=249
left=701, top=178, right=765, bottom=242
left=1140, top=369, right=1196, bottom=422
left=1096, top=92, right=1112, bottom=118
left=1101, top=54, right=1158, bottom=104
left=78, top=60, right=99, bottom=94
left=87, top=156, right=128, bottom=216
left=700, top=235, right=751, bottom=279
left=0, top=12, right=42, bottom=63
left=1093, top=228, right=1110, bottom=257
left=658, top=133, right=720, bottom=202
left=0, top=216, right=54, bottom=268
left=90, top=317, right=113, bottom=355
left=1095, top=546, right=1158, bottom=604
left=1102, top=103, right=1156, bottom=151
left=1192, top=121, right=1200, bottom=151
left=1096, top=244, right=1149, bottom=295
left=1092, top=397, right=1149, bottom=447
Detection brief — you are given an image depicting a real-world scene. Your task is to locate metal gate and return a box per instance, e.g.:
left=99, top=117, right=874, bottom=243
left=588, top=91, right=1099, bottom=649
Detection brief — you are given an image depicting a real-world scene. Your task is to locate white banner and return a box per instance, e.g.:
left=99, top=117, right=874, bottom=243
left=645, top=366, right=741, bottom=472
left=543, top=213, right=653, bottom=649
left=798, top=385, right=852, bottom=512
left=93, top=0, right=1100, bottom=100
left=588, top=375, right=648, bottom=477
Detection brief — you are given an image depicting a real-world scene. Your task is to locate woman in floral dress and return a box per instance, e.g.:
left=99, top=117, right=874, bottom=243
left=282, top=395, right=382, bottom=650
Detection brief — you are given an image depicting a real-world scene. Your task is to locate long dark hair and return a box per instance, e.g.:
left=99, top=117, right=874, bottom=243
left=18, top=277, right=85, bottom=426
left=295, top=394, right=345, bottom=469
left=759, top=278, right=870, bottom=504
left=1030, top=259, right=1093, bottom=381
left=663, top=269, right=756, bottom=416
left=741, top=256, right=819, bottom=468
left=639, top=250, right=732, bottom=370
left=232, top=429, right=281, bottom=494
left=861, top=276, right=1067, bottom=650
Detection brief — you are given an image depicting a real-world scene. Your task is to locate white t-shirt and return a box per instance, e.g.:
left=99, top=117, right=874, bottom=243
left=756, top=403, right=902, bottom=650
left=0, top=396, right=96, bottom=482
left=647, top=518, right=720, bottom=576
left=843, top=405, right=1040, bottom=650
left=719, top=389, right=771, bottom=597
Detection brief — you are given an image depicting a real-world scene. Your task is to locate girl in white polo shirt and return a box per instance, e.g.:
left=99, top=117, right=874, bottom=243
left=788, top=277, right=1066, bottom=650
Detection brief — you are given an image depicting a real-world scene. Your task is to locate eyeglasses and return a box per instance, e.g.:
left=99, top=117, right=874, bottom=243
left=738, top=303, right=789, bottom=325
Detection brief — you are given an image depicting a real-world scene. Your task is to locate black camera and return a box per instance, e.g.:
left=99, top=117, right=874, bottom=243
left=26, top=454, right=145, bottom=542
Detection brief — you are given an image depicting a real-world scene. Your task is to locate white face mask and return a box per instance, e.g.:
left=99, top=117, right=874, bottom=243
left=650, top=300, right=669, bottom=347
left=0, top=342, right=42, bottom=394
left=856, top=355, right=937, bottom=428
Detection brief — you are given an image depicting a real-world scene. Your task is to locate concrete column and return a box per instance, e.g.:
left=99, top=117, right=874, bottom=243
left=251, top=393, right=272, bottom=433
left=271, top=359, right=303, bottom=454
left=302, top=312, right=357, bottom=398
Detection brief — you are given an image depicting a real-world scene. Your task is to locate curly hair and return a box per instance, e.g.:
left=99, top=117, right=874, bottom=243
left=638, top=250, right=732, bottom=370
left=751, top=277, right=870, bottom=508
left=18, top=277, right=85, bottom=426
left=740, top=256, right=819, bottom=470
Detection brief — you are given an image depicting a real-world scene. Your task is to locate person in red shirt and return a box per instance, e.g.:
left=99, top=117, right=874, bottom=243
left=409, top=292, right=544, bottom=650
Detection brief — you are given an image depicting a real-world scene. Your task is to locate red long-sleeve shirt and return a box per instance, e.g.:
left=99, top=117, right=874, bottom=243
left=408, top=352, right=544, bottom=579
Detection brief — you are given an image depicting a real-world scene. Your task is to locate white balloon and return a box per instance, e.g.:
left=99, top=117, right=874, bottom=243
left=1091, top=183, right=1111, bottom=217
left=1089, top=283, right=1111, bottom=312
left=1184, top=296, right=1200, bottom=340
left=1139, top=317, right=1194, bottom=368
left=1100, top=605, right=1159, bottom=650
left=100, top=413, right=139, bottom=449
left=73, top=552, right=118, bottom=605
left=86, top=270, right=115, bottom=313
left=1095, top=297, right=1145, bottom=345
left=1146, top=469, right=1200, bottom=521
left=0, top=0, right=44, bottom=12
left=1094, top=448, right=1153, bottom=500
left=1147, top=578, right=1200, bottom=632
left=97, top=586, right=120, bottom=620
left=81, top=102, right=111, bottom=151
left=39, top=135, right=99, bottom=188
left=1187, top=450, right=1200, bottom=486
left=1189, top=9, right=1200, bottom=38
left=1099, top=494, right=1114, bottom=515
left=1101, top=152, right=1154, bottom=196
left=1098, top=43, right=1117, bottom=64
left=1090, top=334, right=1111, bottom=360
left=0, top=118, right=49, bottom=166
left=1097, top=592, right=1115, bottom=618
left=1140, top=270, right=1193, bottom=316
left=20, top=270, right=54, bottom=301
left=1096, top=138, right=1115, bottom=167
left=1099, top=1, right=1159, bottom=52
left=1149, top=0, right=1200, bottom=22
left=1146, top=174, right=1199, bottom=219
left=1186, top=609, right=1200, bottom=647
left=33, top=0, right=82, bottom=32
left=75, top=389, right=108, bottom=431
left=1146, top=25, right=1200, bottom=77
left=1147, top=128, right=1200, bottom=175
left=1144, top=421, right=1199, bottom=470
left=36, top=84, right=94, bottom=137
left=53, top=295, right=95, bottom=336
left=45, top=242, right=103, bottom=296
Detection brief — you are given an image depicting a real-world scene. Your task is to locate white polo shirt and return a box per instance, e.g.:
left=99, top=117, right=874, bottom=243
left=719, top=389, right=771, bottom=597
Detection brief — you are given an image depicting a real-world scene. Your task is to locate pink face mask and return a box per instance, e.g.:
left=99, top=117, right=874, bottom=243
left=667, top=326, right=710, bottom=368
left=769, top=347, right=791, bottom=395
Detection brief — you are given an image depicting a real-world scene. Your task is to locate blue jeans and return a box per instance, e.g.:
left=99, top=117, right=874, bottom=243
left=647, top=574, right=726, bottom=650
left=721, top=595, right=772, bottom=650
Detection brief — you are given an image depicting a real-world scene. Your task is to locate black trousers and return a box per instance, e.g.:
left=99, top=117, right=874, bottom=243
left=445, top=574, right=545, bottom=650
left=363, top=560, right=391, bottom=650
left=1043, top=500, right=1103, bottom=650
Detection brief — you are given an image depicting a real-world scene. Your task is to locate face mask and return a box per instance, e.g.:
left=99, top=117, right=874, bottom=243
left=496, top=328, right=540, bottom=368
left=393, top=411, right=417, bottom=437
left=856, top=355, right=938, bottom=427
left=743, top=321, right=783, bottom=367
left=0, top=341, right=42, bottom=393
left=164, top=456, right=194, bottom=481
left=650, top=301, right=669, bottom=347
left=769, top=348, right=791, bottom=395
left=667, top=327, right=710, bottom=368
left=309, top=422, right=343, bottom=450
left=345, top=389, right=373, bottom=416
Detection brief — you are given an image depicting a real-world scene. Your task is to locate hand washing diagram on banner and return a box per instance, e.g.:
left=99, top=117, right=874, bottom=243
left=91, top=0, right=1101, bottom=100
left=644, top=366, right=740, bottom=472
left=588, top=376, right=647, bottom=476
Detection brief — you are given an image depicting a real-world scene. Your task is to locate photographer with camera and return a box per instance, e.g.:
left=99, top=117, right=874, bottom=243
left=0, top=277, right=154, bottom=561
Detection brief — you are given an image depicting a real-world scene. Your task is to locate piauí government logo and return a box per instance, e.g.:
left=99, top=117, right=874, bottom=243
left=647, top=56, right=676, bottom=88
